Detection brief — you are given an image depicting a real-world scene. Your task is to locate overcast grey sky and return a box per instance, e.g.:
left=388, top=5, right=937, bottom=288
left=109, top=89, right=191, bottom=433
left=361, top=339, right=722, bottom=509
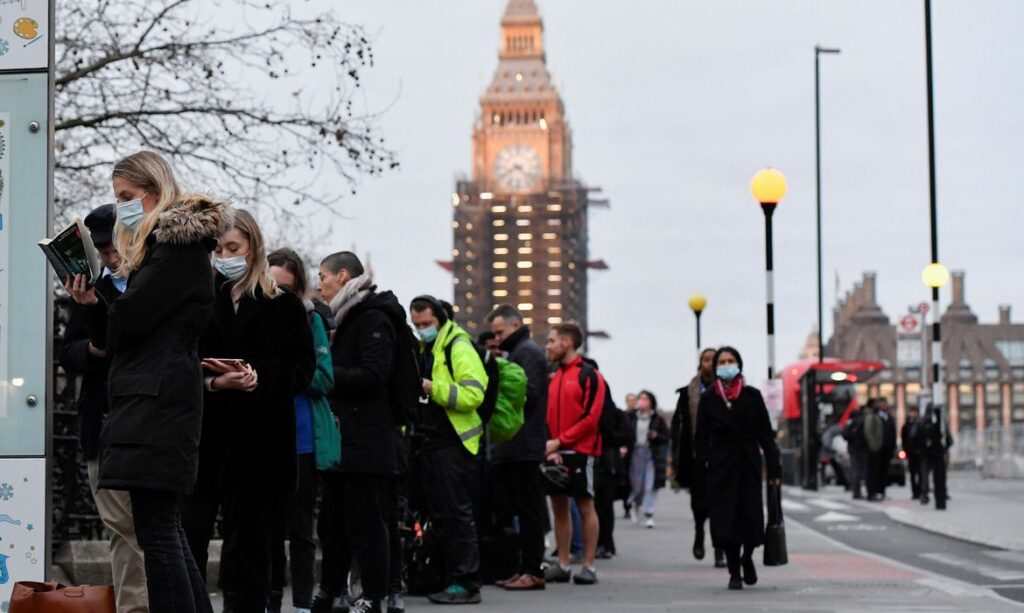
left=292, top=0, right=1023, bottom=403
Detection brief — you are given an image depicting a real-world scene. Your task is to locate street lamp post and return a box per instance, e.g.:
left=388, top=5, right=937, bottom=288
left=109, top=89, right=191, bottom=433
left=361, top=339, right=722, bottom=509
left=751, top=168, right=788, bottom=381
left=922, top=262, right=949, bottom=414
left=815, top=46, right=840, bottom=363
left=688, top=293, right=707, bottom=352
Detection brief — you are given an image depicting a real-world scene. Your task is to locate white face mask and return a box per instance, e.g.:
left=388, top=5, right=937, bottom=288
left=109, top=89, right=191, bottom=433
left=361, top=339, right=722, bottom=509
left=214, top=255, right=248, bottom=280
left=116, top=198, right=146, bottom=230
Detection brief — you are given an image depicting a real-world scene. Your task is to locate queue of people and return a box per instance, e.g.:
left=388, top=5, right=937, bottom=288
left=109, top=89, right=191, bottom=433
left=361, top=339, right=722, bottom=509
left=60, top=149, right=791, bottom=612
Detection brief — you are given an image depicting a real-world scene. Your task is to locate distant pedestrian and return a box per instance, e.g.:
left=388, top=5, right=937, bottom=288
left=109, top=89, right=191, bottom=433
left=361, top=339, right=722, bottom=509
left=918, top=405, right=953, bottom=509
left=98, top=151, right=230, bottom=613
left=695, top=347, right=781, bottom=591
left=181, top=209, right=316, bottom=612
left=901, top=406, right=922, bottom=500
left=672, top=347, right=726, bottom=567
left=625, top=391, right=670, bottom=528
left=842, top=406, right=869, bottom=499
left=864, top=398, right=897, bottom=501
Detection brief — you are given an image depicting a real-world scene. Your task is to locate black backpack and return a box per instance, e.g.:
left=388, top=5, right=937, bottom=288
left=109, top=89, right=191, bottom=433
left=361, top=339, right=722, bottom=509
left=372, top=295, right=422, bottom=429
left=577, top=360, right=627, bottom=447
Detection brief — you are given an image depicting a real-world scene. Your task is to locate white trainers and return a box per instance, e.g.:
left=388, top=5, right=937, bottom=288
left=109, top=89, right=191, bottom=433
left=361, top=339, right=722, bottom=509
left=645, top=517, right=655, bottom=529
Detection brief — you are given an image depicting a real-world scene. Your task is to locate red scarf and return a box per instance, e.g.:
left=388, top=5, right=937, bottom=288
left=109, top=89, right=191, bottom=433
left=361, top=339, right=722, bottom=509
left=714, top=375, right=745, bottom=405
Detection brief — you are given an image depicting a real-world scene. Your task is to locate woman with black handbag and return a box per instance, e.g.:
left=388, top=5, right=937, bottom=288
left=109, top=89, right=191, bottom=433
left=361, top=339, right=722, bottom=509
left=694, top=347, right=782, bottom=590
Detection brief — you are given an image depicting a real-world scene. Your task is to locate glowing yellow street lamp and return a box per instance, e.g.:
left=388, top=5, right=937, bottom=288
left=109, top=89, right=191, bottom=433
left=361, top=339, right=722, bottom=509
left=750, top=168, right=788, bottom=379
left=921, top=262, right=949, bottom=289
left=688, top=293, right=707, bottom=350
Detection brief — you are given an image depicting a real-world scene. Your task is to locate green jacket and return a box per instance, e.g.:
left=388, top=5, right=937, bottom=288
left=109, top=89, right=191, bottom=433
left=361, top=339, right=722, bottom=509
left=307, top=310, right=341, bottom=470
left=422, top=320, right=488, bottom=455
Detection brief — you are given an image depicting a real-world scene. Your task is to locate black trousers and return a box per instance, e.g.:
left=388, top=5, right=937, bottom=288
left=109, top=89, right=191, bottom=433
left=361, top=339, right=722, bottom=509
left=270, top=454, right=317, bottom=607
left=417, top=445, right=481, bottom=590
left=318, top=471, right=391, bottom=601
left=907, top=454, right=921, bottom=498
left=867, top=451, right=888, bottom=497
left=386, top=478, right=404, bottom=595
left=130, top=489, right=213, bottom=613
left=180, top=483, right=280, bottom=612
left=595, top=465, right=618, bottom=554
left=920, top=450, right=947, bottom=508
left=491, top=461, right=546, bottom=578
left=724, top=544, right=753, bottom=579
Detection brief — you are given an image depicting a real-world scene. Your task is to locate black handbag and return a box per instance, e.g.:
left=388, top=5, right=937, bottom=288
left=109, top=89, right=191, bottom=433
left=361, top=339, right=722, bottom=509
left=763, top=483, right=789, bottom=566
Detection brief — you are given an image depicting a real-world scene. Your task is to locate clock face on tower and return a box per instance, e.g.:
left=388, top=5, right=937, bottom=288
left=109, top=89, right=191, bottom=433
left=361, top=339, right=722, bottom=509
left=494, top=144, right=542, bottom=193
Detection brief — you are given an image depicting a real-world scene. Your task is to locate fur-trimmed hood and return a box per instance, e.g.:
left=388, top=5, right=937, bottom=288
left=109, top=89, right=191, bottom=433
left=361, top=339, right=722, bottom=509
left=153, top=193, right=232, bottom=245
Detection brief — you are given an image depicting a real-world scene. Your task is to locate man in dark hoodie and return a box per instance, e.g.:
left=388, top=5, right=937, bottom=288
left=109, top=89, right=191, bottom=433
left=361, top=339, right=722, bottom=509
left=487, top=305, right=549, bottom=591
left=313, top=251, right=405, bottom=613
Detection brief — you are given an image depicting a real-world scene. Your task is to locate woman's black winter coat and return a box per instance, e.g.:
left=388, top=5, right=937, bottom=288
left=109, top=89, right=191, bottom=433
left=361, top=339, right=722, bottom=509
left=625, top=410, right=671, bottom=490
left=194, top=275, right=316, bottom=495
left=694, top=386, right=781, bottom=549
left=98, top=195, right=230, bottom=494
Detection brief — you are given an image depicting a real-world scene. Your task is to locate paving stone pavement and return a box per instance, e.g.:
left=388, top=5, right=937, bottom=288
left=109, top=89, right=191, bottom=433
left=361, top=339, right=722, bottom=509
left=213, top=483, right=1023, bottom=612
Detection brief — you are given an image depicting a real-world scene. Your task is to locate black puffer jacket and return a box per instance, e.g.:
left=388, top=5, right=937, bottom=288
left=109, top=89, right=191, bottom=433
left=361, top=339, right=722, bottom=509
left=98, top=195, right=231, bottom=493
left=194, top=276, right=316, bottom=495
left=491, top=326, right=549, bottom=464
left=330, top=290, right=404, bottom=475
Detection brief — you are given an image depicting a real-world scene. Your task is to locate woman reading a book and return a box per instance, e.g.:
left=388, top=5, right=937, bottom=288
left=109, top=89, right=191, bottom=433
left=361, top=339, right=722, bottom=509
left=72, top=151, right=231, bottom=613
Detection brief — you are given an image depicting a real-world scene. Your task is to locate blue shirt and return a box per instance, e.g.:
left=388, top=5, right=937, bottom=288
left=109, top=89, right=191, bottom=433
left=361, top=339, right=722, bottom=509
left=294, top=394, right=315, bottom=455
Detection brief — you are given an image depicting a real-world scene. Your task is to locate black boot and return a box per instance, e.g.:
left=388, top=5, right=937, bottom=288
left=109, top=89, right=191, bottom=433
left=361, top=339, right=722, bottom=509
left=714, top=548, right=727, bottom=568
left=267, top=590, right=284, bottom=613
left=742, top=554, right=758, bottom=585
left=693, top=525, right=706, bottom=560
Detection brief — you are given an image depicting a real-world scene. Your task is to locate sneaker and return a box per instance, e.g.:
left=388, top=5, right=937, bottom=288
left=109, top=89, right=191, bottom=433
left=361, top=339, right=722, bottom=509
left=504, top=574, right=545, bottom=591
left=645, top=517, right=655, bottom=529
left=427, top=585, right=481, bottom=605
left=387, top=593, right=405, bottom=613
left=573, top=566, right=598, bottom=585
left=544, top=564, right=572, bottom=583
left=347, top=598, right=382, bottom=613
left=595, top=546, right=613, bottom=560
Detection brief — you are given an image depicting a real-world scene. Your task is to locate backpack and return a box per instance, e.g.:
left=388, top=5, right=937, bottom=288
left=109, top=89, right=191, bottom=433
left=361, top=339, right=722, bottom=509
left=371, top=296, right=422, bottom=430
left=863, top=410, right=884, bottom=453
left=577, top=360, right=625, bottom=446
left=444, top=341, right=526, bottom=444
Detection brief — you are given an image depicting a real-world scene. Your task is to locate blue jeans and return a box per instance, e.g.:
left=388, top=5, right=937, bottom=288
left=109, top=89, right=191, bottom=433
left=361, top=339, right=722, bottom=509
left=130, top=489, right=213, bottom=613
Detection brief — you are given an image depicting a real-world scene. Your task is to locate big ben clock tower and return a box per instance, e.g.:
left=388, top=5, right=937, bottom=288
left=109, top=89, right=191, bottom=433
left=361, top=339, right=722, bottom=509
left=448, top=0, right=603, bottom=341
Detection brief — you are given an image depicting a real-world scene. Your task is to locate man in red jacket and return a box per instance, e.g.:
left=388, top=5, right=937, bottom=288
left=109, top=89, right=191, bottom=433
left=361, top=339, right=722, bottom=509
left=544, top=323, right=606, bottom=586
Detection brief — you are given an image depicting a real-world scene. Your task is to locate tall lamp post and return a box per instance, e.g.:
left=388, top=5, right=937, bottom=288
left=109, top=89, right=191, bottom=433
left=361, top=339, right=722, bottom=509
left=688, top=293, right=707, bottom=352
left=815, top=46, right=840, bottom=363
left=751, top=168, right=788, bottom=380
left=922, top=262, right=949, bottom=413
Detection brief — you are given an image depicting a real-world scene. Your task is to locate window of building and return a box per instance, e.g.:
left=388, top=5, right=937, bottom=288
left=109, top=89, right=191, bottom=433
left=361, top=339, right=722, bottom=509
left=542, top=233, right=558, bottom=240
left=494, top=248, right=509, bottom=255
left=996, top=341, right=1024, bottom=366
left=494, top=276, right=508, bottom=283
left=518, top=247, right=533, bottom=255
left=547, top=204, right=562, bottom=212
left=492, top=205, right=507, bottom=213
left=494, top=262, right=508, bottom=269
left=518, top=303, right=534, bottom=311
left=519, top=205, right=534, bottom=213
left=452, top=221, right=459, bottom=229
left=517, top=233, right=533, bottom=240
left=493, top=219, right=506, bottom=227
left=548, top=317, right=563, bottom=325
left=518, top=275, right=533, bottom=283
left=548, top=219, right=562, bottom=226
left=493, top=290, right=508, bottom=298
left=548, top=274, right=562, bottom=282
left=517, top=261, right=533, bottom=269
left=549, top=303, right=563, bottom=311
left=547, top=247, right=562, bottom=254
left=495, top=233, right=509, bottom=241
left=452, top=249, right=459, bottom=256
left=548, top=289, right=562, bottom=296
left=548, top=261, right=561, bottom=268
left=516, top=219, right=530, bottom=226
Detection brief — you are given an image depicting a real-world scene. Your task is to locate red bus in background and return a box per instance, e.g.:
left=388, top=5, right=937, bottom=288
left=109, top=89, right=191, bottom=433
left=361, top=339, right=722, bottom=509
left=777, top=358, right=886, bottom=488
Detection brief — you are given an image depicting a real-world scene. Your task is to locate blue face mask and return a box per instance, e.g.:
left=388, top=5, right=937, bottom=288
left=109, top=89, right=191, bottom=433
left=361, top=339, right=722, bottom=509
left=116, top=198, right=146, bottom=231
left=214, top=255, right=248, bottom=281
left=417, top=325, right=439, bottom=344
left=717, top=364, right=741, bottom=381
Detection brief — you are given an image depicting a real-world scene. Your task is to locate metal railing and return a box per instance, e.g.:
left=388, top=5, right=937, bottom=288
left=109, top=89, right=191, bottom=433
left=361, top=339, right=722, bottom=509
left=951, top=423, right=1024, bottom=467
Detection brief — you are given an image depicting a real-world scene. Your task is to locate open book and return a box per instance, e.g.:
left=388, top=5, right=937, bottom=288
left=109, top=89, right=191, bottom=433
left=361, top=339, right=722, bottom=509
left=38, top=218, right=102, bottom=287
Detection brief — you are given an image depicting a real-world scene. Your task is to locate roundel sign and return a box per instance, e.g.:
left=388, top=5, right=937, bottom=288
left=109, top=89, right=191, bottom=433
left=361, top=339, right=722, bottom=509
left=899, top=314, right=922, bottom=335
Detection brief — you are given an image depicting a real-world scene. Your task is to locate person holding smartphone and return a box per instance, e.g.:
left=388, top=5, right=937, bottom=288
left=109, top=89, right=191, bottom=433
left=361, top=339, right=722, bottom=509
left=180, top=209, right=316, bottom=612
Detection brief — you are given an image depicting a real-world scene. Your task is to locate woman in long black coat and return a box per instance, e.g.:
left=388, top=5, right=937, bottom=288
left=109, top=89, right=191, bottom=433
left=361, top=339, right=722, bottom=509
left=695, top=346, right=781, bottom=590
left=180, top=209, right=315, bottom=612
left=97, top=151, right=231, bottom=612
